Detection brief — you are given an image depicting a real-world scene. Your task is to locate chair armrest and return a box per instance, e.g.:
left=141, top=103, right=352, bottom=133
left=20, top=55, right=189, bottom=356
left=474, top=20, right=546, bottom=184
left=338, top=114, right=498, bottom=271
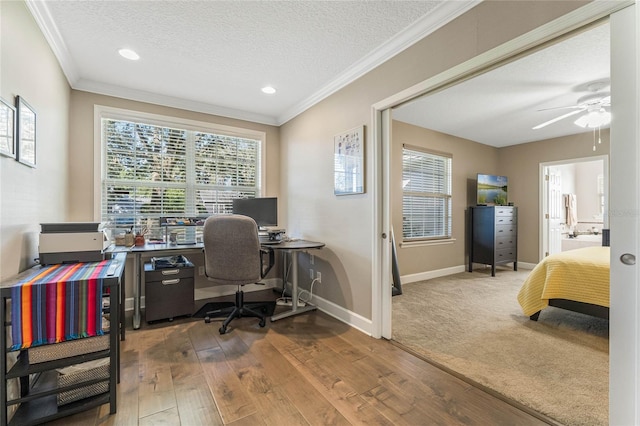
left=260, top=247, right=275, bottom=278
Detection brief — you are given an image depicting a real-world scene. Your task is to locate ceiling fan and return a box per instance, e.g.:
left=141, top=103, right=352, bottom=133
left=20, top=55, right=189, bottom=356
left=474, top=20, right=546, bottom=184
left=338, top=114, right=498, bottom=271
left=532, top=81, right=611, bottom=130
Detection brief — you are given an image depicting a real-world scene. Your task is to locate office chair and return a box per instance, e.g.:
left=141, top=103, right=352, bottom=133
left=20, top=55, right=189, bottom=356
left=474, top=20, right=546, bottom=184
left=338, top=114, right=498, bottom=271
left=202, top=214, right=274, bottom=334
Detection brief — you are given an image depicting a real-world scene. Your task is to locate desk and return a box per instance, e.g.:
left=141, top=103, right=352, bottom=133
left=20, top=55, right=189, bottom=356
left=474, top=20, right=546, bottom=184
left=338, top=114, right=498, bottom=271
left=120, top=239, right=325, bottom=328
left=269, top=240, right=325, bottom=321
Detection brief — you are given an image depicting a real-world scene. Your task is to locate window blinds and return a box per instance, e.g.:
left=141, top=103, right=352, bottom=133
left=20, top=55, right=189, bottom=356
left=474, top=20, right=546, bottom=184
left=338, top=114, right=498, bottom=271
left=102, top=118, right=260, bottom=237
left=402, top=145, right=452, bottom=240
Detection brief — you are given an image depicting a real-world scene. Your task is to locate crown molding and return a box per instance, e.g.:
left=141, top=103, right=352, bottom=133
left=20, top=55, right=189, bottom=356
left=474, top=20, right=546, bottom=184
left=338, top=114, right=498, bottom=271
left=25, top=0, right=79, bottom=86
left=26, top=0, right=479, bottom=127
left=276, top=0, right=482, bottom=125
left=75, top=79, right=280, bottom=126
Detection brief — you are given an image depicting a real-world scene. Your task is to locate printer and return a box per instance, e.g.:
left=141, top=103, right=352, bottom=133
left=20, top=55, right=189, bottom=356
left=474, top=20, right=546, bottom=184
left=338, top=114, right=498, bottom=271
left=39, top=222, right=110, bottom=265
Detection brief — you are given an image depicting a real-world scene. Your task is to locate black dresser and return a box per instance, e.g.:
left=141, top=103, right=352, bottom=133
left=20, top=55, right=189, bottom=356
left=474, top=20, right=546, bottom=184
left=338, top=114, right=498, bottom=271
left=469, top=206, right=517, bottom=276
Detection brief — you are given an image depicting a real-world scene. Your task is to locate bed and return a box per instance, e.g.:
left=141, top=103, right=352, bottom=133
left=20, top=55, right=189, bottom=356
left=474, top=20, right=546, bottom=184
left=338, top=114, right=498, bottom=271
left=517, top=244, right=610, bottom=321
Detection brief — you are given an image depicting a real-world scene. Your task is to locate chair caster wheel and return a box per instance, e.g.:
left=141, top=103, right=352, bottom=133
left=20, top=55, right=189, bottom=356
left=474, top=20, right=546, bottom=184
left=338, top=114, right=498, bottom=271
left=219, top=326, right=227, bottom=334
left=204, top=316, right=211, bottom=324
left=259, top=319, right=266, bottom=327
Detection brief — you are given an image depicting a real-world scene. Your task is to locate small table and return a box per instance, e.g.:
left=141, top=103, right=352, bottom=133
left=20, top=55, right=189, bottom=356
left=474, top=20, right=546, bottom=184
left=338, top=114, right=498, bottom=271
left=269, top=240, right=325, bottom=322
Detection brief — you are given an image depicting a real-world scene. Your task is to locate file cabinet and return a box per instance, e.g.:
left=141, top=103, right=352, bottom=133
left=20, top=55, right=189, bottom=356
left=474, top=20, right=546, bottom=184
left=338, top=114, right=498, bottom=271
left=144, top=261, right=194, bottom=322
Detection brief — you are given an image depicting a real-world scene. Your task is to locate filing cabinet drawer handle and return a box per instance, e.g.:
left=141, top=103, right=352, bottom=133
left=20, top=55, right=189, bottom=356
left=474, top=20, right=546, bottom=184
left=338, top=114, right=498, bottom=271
left=162, top=279, right=181, bottom=285
left=161, top=269, right=180, bottom=275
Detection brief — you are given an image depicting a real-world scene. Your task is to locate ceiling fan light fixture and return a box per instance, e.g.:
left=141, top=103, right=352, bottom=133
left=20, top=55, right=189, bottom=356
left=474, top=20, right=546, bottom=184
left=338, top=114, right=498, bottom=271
left=574, top=109, right=611, bottom=128
left=118, top=48, right=140, bottom=61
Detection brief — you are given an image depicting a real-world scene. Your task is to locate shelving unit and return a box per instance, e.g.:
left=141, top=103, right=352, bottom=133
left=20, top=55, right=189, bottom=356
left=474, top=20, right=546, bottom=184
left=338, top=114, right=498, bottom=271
left=0, top=252, right=125, bottom=425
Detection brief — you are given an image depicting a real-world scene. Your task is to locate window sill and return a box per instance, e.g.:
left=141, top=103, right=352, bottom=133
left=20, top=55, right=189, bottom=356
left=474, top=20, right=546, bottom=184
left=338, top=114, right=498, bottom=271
left=400, top=238, right=456, bottom=248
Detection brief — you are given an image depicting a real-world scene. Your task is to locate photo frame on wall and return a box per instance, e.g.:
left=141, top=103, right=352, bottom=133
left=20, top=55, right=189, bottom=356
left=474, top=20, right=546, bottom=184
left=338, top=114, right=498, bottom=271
left=334, top=125, right=364, bottom=195
left=0, top=97, right=16, bottom=159
left=16, top=95, right=36, bottom=167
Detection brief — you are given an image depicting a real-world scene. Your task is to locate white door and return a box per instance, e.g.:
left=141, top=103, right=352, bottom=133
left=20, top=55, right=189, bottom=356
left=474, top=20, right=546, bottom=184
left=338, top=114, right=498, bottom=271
left=547, top=168, right=563, bottom=255
left=609, top=5, right=640, bottom=424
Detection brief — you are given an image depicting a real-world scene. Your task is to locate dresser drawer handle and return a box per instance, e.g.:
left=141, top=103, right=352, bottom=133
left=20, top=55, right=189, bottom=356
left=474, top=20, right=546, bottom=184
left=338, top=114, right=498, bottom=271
left=161, top=269, right=180, bottom=275
left=162, top=279, right=180, bottom=285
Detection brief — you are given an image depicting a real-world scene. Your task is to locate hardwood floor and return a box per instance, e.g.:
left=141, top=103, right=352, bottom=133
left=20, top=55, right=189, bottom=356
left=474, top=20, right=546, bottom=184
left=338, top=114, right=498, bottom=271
left=46, top=303, right=550, bottom=425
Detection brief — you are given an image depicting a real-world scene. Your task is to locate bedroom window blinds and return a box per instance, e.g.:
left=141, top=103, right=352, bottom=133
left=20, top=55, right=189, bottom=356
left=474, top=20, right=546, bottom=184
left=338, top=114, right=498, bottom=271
left=402, top=145, right=452, bottom=241
left=101, top=115, right=262, bottom=237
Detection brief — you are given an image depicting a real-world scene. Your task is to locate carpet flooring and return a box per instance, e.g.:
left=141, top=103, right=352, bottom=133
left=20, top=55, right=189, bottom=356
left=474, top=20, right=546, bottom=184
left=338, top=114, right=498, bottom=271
left=392, top=267, right=608, bottom=426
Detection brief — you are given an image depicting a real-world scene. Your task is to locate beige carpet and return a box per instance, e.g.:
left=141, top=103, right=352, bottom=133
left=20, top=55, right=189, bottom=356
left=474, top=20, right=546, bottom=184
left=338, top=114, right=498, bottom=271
left=392, top=267, right=608, bottom=426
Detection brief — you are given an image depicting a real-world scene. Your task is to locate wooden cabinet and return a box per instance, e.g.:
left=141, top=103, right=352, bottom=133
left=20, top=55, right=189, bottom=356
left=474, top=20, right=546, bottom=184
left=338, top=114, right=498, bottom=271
left=144, top=261, right=194, bottom=322
left=0, top=253, right=125, bottom=425
left=469, top=206, right=518, bottom=276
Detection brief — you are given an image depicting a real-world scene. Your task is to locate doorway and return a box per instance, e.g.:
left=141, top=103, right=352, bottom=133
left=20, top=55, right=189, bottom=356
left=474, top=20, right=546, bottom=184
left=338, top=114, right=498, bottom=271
left=372, top=2, right=639, bottom=423
left=540, top=156, right=608, bottom=259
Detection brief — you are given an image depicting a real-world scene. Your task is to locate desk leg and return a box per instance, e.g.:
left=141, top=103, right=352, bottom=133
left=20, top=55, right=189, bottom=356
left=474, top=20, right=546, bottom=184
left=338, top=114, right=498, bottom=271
left=271, top=250, right=317, bottom=321
left=133, top=253, right=142, bottom=329
left=120, top=265, right=126, bottom=341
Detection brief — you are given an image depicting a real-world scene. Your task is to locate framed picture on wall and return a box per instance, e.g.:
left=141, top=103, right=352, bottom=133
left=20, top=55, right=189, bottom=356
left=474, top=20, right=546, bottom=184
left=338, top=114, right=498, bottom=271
left=0, top=97, right=16, bottom=158
left=334, top=125, right=364, bottom=195
left=16, top=95, right=36, bottom=167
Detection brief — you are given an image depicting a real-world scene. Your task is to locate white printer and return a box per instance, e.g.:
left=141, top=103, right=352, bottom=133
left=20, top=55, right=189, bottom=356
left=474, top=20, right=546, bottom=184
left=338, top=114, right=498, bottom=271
left=39, top=222, right=110, bottom=265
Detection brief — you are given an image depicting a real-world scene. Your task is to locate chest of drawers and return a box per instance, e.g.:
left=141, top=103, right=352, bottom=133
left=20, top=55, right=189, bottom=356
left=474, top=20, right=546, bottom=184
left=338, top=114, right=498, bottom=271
left=469, top=206, right=518, bottom=276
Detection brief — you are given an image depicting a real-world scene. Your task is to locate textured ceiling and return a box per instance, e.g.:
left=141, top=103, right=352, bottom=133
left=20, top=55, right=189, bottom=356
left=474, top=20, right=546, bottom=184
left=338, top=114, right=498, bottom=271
left=27, top=1, right=608, bottom=146
left=393, top=22, right=611, bottom=147
left=28, top=0, right=477, bottom=125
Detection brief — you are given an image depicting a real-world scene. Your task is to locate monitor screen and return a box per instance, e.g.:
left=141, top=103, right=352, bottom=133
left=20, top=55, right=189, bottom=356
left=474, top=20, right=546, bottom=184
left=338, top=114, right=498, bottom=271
left=232, top=197, right=278, bottom=228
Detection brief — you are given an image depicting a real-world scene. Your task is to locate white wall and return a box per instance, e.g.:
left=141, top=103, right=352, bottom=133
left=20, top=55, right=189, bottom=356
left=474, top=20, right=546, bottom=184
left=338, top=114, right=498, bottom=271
left=0, top=1, right=71, bottom=278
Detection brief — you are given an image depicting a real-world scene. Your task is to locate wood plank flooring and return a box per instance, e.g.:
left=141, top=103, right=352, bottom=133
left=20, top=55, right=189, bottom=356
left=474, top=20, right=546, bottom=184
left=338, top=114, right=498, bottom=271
left=46, top=303, right=551, bottom=425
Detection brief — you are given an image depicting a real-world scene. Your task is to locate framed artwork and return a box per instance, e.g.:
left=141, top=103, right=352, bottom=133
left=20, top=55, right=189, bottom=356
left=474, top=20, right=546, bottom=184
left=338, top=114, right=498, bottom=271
left=334, top=125, right=364, bottom=195
left=0, top=97, right=16, bottom=158
left=16, top=95, right=36, bottom=167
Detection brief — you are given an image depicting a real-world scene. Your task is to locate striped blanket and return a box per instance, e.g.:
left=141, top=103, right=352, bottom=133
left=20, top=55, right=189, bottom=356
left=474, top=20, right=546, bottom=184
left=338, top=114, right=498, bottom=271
left=10, top=260, right=110, bottom=351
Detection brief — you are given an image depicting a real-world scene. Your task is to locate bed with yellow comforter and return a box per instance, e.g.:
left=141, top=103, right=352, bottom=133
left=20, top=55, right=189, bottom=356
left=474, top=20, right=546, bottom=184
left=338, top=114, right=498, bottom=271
left=517, top=246, right=610, bottom=320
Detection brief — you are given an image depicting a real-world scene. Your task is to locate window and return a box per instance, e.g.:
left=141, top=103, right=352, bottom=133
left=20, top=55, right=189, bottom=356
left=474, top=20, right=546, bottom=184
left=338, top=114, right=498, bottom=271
left=98, top=108, right=264, bottom=240
left=402, top=145, right=452, bottom=241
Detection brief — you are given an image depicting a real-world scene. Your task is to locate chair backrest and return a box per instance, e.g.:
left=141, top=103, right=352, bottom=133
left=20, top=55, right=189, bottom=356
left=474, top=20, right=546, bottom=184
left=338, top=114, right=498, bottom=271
left=203, top=214, right=262, bottom=286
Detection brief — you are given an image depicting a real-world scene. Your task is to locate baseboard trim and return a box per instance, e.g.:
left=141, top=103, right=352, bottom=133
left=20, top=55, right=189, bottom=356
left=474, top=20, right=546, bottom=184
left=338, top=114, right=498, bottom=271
left=401, top=265, right=466, bottom=285
left=308, top=294, right=373, bottom=336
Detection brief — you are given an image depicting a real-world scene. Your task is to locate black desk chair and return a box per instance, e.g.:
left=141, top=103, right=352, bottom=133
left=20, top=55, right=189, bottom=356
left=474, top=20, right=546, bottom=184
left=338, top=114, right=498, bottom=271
left=202, top=214, right=274, bottom=334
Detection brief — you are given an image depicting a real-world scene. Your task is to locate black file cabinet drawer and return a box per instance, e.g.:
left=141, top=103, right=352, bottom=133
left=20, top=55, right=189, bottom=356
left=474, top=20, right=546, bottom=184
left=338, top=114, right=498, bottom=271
left=144, top=262, right=194, bottom=322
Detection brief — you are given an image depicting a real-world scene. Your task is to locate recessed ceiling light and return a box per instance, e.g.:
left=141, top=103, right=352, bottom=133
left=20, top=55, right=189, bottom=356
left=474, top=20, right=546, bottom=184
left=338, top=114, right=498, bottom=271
left=118, top=48, right=140, bottom=61
left=261, top=86, right=276, bottom=94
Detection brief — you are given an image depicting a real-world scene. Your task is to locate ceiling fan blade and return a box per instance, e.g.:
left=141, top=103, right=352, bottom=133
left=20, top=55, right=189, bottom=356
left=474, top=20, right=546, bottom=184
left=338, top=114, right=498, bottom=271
left=532, top=109, right=584, bottom=130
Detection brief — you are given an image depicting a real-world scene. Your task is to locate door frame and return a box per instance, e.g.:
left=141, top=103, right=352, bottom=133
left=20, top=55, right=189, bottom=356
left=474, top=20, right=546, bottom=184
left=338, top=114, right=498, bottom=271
left=371, top=0, right=637, bottom=422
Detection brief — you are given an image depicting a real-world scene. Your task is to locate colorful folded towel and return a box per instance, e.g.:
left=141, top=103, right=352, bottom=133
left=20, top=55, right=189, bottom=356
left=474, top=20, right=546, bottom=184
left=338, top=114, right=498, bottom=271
left=10, top=260, right=110, bottom=351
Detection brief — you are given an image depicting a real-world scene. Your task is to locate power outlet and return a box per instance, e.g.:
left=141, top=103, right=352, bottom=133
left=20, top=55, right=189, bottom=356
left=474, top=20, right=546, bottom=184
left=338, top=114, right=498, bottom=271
left=316, top=271, right=322, bottom=283
left=198, top=266, right=205, bottom=276
left=309, top=268, right=314, bottom=280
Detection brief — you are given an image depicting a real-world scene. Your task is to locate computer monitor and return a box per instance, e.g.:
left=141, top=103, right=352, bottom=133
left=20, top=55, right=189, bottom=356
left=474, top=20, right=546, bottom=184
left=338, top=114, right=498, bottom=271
left=231, top=197, right=278, bottom=228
